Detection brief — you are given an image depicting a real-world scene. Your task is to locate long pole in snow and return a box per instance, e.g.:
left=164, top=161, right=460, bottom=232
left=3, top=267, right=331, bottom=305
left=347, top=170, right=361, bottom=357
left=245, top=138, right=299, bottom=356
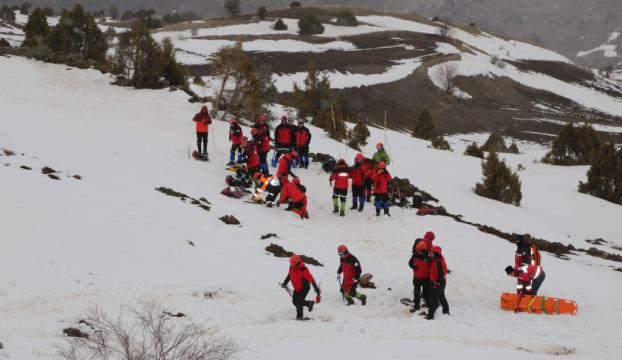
left=383, top=110, right=404, bottom=211
left=330, top=106, right=342, bottom=159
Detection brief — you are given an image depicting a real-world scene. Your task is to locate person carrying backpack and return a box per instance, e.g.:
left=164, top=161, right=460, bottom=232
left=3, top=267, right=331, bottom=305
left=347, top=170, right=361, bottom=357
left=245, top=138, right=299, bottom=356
left=408, top=240, right=431, bottom=313
left=281, top=255, right=321, bottom=320
left=329, top=159, right=352, bottom=216
left=427, top=246, right=449, bottom=320
left=337, top=245, right=367, bottom=306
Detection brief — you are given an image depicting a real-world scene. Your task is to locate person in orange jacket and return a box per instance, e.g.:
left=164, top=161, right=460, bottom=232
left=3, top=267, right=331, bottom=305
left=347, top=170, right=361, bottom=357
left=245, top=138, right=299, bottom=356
left=252, top=172, right=281, bottom=207
left=193, top=105, right=212, bottom=157
left=371, top=161, right=392, bottom=216
left=278, top=178, right=309, bottom=219
left=281, top=254, right=321, bottom=320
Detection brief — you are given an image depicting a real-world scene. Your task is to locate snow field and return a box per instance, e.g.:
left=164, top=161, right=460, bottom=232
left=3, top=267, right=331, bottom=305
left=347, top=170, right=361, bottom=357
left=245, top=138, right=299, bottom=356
left=1, top=56, right=622, bottom=360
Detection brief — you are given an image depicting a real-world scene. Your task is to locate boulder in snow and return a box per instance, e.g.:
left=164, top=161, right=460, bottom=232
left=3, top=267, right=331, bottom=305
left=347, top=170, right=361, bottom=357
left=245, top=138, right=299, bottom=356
left=219, top=215, right=240, bottom=225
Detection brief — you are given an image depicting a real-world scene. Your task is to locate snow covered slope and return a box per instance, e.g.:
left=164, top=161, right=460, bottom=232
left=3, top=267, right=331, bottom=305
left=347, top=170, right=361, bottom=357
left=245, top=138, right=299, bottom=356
left=1, top=56, right=622, bottom=360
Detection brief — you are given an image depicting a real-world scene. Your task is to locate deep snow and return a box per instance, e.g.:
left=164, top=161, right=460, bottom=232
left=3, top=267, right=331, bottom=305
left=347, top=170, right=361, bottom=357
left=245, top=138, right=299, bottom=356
left=1, top=56, right=622, bottom=360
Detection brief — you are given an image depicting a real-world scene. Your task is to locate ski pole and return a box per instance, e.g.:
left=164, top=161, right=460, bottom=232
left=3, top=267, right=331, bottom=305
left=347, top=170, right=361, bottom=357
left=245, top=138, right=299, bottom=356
left=280, top=283, right=293, bottom=298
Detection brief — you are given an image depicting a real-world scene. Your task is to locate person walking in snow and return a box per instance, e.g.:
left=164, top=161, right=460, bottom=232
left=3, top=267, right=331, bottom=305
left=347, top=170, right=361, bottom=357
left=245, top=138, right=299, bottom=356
left=272, top=115, right=294, bottom=167
left=193, top=105, right=212, bottom=157
left=282, top=254, right=321, bottom=320
left=294, top=119, right=312, bottom=169
left=252, top=172, right=280, bottom=207
left=351, top=153, right=371, bottom=211
left=228, top=117, right=243, bottom=165
left=372, top=161, right=392, bottom=216
left=252, top=114, right=271, bottom=174
left=329, top=159, right=352, bottom=216
left=278, top=177, right=309, bottom=219
left=372, top=142, right=390, bottom=165
left=276, top=150, right=299, bottom=186
left=408, top=240, right=431, bottom=313
left=337, top=245, right=367, bottom=306
left=427, top=246, right=450, bottom=320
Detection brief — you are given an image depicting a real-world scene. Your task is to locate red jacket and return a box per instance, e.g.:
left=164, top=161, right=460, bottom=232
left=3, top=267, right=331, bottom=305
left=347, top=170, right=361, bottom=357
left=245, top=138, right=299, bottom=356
left=279, top=181, right=306, bottom=204
left=409, top=254, right=431, bottom=279
left=338, top=253, right=362, bottom=291
left=193, top=106, right=212, bottom=133
left=423, top=231, right=435, bottom=250
left=276, top=154, right=294, bottom=179
left=430, top=255, right=447, bottom=283
left=229, top=124, right=243, bottom=145
left=517, top=264, right=543, bottom=284
left=275, top=124, right=293, bottom=147
left=288, top=263, right=315, bottom=292
left=253, top=123, right=271, bottom=153
left=294, top=126, right=312, bottom=148
left=360, top=160, right=374, bottom=180
left=372, top=169, right=392, bottom=194
left=244, top=144, right=260, bottom=169
left=330, top=165, right=351, bottom=190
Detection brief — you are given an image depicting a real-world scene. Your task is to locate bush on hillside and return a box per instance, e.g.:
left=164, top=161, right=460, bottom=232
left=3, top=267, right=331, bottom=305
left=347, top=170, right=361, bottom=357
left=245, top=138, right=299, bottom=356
left=542, top=122, right=602, bottom=165
left=290, top=1, right=302, bottom=8
left=474, top=151, right=522, bottom=206
left=412, top=109, right=438, bottom=140
left=480, top=132, right=509, bottom=153
left=47, top=4, right=108, bottom=62
left=257, top=6, right=267, bottom=20
left=0, top=5, right=15, bottom=21
left=224, top=0, right=241, bottom=17
left=508, top=141, right=520, bottom=154
left=431, top=135, right=452, bottom=151
left=273, top=18, right=287, bottom=30
left=298, top=14, right=324, bottom=36
left=0, top=38, right=10, bottom=48
left=348, top=119, right=371, bottom=151
left=22, top=8, right=49, bottom=48
left=42, top=7, right=54, bottom=17
left=20, top=2, right=32, bottom=15
left=578, top=143, right=622, bottom=205
left=336, top=10, right=358, bottom=26
left=464, top=142, right=484, bottom=158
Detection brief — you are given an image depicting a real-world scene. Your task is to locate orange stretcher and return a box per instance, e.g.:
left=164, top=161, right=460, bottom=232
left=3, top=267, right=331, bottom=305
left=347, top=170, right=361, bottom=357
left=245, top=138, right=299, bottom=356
left=500, top=293, right=578, bottom=315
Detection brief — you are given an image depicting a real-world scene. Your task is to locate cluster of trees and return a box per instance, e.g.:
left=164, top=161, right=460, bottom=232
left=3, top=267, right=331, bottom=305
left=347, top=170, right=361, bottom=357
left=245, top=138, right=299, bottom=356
left=298, top=14, right=324, bottom=36
left=474, top=151, right=523, bottom=206
left=162, top=11, right=200, bottom=25
left=542, top=122, right=621, bottom=205
left=292, top=63, right=369, bottom=147
left=0, top=6, right=16, bottom=21
left=336, top=10, right=358, bottom=26
left=411, top=109, right=451, bottom=150
left=209, top=43, right=275, bottom=121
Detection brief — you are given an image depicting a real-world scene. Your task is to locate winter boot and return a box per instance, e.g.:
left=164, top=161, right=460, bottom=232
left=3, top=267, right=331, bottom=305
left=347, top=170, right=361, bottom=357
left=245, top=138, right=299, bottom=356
left=340, top=210, right=345, bottom=217
left=360, top=294, right=367, bottom=306
left=346, top=298, right=355, bottom=306
left=384, top=207, right=391, bottom=217
left=333, top=206, right=339, bottom=214
left=376, top=208, right=381, bottom=216
left=358, top=203, right=364, bottom=212
left=307, top=300, right=314, bottom=312
left=350, top=204, right=357, bottom=210
left=409, top=304, right=420, bottom=313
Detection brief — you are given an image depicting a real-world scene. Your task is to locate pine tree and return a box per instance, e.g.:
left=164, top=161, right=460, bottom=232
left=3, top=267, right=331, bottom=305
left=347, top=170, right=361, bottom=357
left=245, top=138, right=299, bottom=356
left=273, top=19, right=288, bottom=30
left=578, top=143, right=622, bottom=205
left=160, top=38, right=187, bottom=87
left=464, top=142, right=484, bottom=158
left=22, top=8, right=49, bottom=47
left=348, top=119, right=371, bottom=150
left=480, top=132, right=509, bottom=153
left=298, top=15, right=324, bottom=36
left=431, top=135, right=452, bottom=151
left=474, top=151, right=522, bottom=206
left=543, top=123, right=602, bottom=165
left=293, top=62, right=331, bottom=122
left=257, top=6, right=267, bottom=20
left=412, top=109, right=438, bottom=140
left=336, top=10, right=358, bottom=26
left=0, top=5, right=16, bottom=22
left=47, top=5, right=107, bottom=62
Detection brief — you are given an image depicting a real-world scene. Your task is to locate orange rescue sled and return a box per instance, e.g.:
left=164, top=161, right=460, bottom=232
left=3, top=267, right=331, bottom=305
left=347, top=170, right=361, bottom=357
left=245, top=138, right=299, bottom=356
left=500, top=293, right=578, bottom=315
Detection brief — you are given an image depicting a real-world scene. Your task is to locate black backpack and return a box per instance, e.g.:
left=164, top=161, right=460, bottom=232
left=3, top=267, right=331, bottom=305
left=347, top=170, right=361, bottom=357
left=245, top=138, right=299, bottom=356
left=322, top=157, right=336, bottom=173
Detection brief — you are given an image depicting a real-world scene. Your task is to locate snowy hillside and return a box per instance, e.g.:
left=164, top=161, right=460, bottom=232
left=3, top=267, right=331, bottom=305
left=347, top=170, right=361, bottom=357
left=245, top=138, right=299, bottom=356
left=2, top=56, right=622, bottom=359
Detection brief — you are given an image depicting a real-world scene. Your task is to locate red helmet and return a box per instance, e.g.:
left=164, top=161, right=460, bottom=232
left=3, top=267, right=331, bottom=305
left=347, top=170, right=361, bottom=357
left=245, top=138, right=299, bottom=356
left=377, top=161, right=386, bottom=169
left=431, top=246, right=442, bottom=255
left=253, top=172, right=263, bottom=180
left=258, top=114, right=267, bottom=123
left=290, top=254, right=301, bottom=266
left=376, top=142, right=384, bottom=149
left=355, top=153, right=364, bottom=163
left=415, top=241, right=428, bottom=251
left=281, top=115, right=288, bottom=122
left=337, top=245, right=348, bottom=256
left=251, top=128, right=258, bottom=136
left=424, top=231, right=435, bottom=242
left=337, top=159, right=346, bottom=166
left=229, top=117, right=238, bottom=125
left=290, top=150, right=299, bottom=158
left=292, top=177, right=301, bottom=185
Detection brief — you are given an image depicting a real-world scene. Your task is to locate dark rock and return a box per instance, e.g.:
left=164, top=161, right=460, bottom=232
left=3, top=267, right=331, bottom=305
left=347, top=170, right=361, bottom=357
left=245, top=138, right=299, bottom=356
left=2, top=149, right=15, bottom=156
left=20, top=165, right=32, bottom=170
left=0, top=341, right=3, bottom=349
left=586, top=238, right=608, bottom=245
left=48, top=174, right=60, bottom=180
left=198, top=204, right=210, bottom=211
left=63, top=327, right=89, bottom=338
left=187, top=240, right=195, bottom=247
left=73, top=175, right=82, bottom=180
left=0, top=38, right=11, bottom=48
left=261, top=233, right=278, bottom=240
left=41, top=166, right=57, bottom=174
left=155, top=186, right=189, bottom=199
left=199, top=197, right=211, bottom=204
left=265, top=243, right=323, bottom=266
left=614, top=267, right=622, bottom=272
left=219, top=215, right=240, bottom=225
left=162, top=311, right=186, bottom=317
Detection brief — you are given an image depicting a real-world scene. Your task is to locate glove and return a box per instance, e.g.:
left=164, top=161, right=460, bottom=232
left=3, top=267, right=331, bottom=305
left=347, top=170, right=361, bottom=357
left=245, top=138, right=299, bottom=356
left=505, top=265, right=514, bottom=276
left=276, top=202, right=281, bottom=207
left=315, top=294, right=321, bottom=304
left=514, top=307, right=521, bottom=313
left=281, top=282, right=287, bottom=289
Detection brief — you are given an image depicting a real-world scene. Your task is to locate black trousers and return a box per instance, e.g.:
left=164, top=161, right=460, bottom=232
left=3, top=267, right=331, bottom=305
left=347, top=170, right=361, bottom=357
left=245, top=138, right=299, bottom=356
left=266, top=183, right=281, bottom=204
left=413, top=278, right=431, bottom=309
left=428, top=279, right=449, bottom=317
left=292, top=283, right=313, bottom=319
left=364, top=178, right=373, bottom=201
left=196, top=132, right=208, bottom=154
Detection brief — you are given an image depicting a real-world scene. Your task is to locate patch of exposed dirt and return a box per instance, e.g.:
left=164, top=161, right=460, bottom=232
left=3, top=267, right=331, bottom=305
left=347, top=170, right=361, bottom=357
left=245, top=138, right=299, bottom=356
left=219, top=215, right=240, bottom=225
left=19, top=165, right=31, bottom=170
left=265, top=243, right=323, bottom=267
left=62, top=327, right=88, bottom=338
left=155, top=187, right=211, bottom=211
left=2, top=148, right=15, bottom=156
left=41, top=166, right=57, bottom=175
left=48, top=174, right=60, bottom=180
left=510, top=60, right=594, bottom=83
left=261, top=233, right=278, bottom=240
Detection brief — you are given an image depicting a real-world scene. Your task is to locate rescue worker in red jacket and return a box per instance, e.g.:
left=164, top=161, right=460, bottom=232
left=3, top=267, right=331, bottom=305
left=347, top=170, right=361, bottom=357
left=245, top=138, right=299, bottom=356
left=408, top=240, right=431, bottom=313
left=272, top=115, right=294, bottom=167
left=240, top=137, right=260, bottom=176
left=193, top=105, right=212, bottom=157
left=337, top=245, right=367, bottom=306
left=359, top=155, right=375, bottom=203
left=252, top=114, right=271, bottom=174
left=228, top=117, right=243, bottom=165
left=294, top=119, right=312, bottom=169
left=427, top=246, right=450, bottom=320
left=281, top=254, right=321, bottom=320
left=371, top=161, right=392, bottom=216
left=278, top=177, right=309, bottom=219
left=422, top=231, right=435, bottom=250
left=276, top=150, right=299, bottom=186
left=350, top=153, right=371, bottom=212
left=505, top=263, right=546, bottom=312
left=511, top=234, right=539, bottom=276
left=329, top=159, right=352, bottom=216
